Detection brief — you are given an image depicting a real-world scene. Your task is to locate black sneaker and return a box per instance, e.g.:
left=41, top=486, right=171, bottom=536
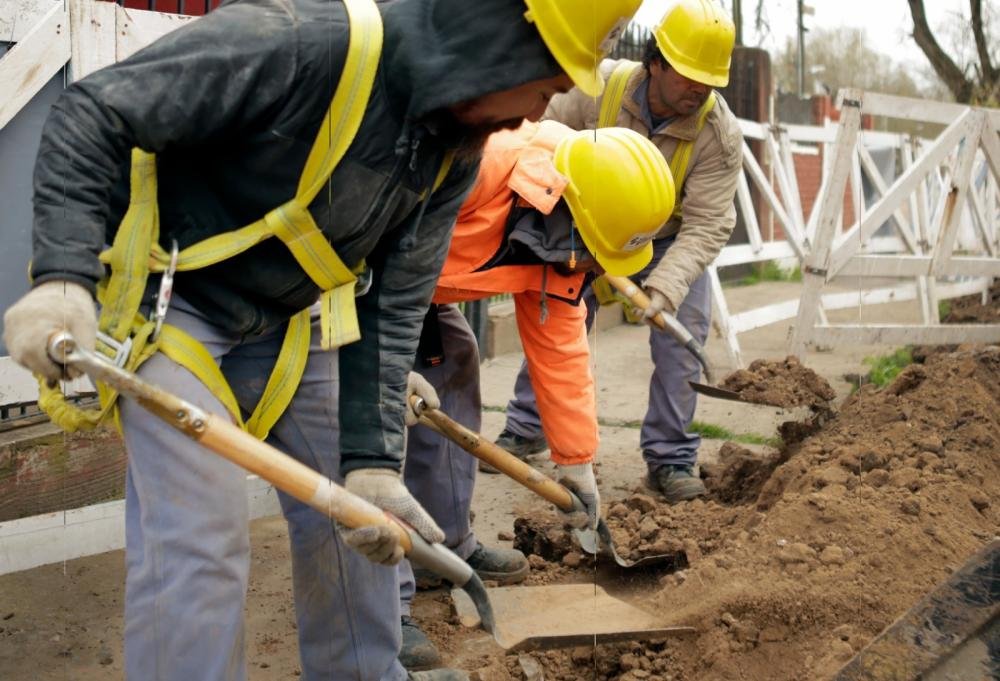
left=479, top=428, right=548, bottom=474
left=399, top=616, right=441, bottom=671
left=465, top=542, right=529, bottom=585
left=647, top=465, right=706, bottom=504
left=408, top=670, right=469, bottom=681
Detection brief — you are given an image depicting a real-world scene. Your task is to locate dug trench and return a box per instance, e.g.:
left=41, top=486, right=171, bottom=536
left=419, top=348, right=1000, bottom=681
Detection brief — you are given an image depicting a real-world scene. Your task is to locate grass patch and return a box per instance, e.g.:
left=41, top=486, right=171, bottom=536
left=726, top=260, right=802, bottom=287
left=862, top=347, right=913, bottom=388
left=938, top=300, right=951, bottom=320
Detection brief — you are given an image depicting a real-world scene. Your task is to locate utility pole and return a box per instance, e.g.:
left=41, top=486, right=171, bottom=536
left=732, top=0, right=742, bottom=45
left=796, top=0, right=805, bottom=96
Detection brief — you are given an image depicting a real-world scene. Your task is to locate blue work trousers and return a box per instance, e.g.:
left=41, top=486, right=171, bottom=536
left=398, top=304, right=481, bottom=615
left=504, top=237, right=711, bottom=471
left=119, top=296, right=405, bottom=681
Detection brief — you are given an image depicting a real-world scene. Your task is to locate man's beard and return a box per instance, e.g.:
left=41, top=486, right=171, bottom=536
left=427, top=110, right=525, bottom=163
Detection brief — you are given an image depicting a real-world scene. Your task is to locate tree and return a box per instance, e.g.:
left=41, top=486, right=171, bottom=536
left=772, top=26, right=925, bottom=100
left=907, top=0, right=999, bottom=104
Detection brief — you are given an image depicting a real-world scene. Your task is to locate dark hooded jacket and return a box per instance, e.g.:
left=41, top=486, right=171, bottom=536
left=29, top=0, right=562, bottom=473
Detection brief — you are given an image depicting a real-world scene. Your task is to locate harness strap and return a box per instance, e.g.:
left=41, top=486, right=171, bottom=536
left=42, top=0, right=384, bottom=438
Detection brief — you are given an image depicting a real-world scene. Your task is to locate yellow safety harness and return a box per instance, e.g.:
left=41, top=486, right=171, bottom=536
left=40, top=0, right=453, bottom=438
left=591, top=61, right=715, bottom=314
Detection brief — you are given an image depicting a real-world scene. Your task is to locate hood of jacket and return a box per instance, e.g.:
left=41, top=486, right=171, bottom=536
left=381, top=0, right=564, bottom=121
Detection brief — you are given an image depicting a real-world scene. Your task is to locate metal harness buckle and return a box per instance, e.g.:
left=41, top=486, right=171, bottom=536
left=151, top=240, right=179, bottom=342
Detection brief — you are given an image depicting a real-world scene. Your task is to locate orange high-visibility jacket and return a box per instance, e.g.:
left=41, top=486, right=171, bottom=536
left=433, top=121, right=597, bottom=465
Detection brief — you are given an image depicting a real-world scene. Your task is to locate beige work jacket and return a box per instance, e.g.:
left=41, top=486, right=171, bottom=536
left=543, top=58, right=743, bottom=311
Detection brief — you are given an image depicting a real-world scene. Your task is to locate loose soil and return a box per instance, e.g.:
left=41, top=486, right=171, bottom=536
left=718, top=356, right=837, bottom=409
left=3, top=341, right=998, bottom=680
left=943, top=279, right=1000, bottom=324
left=446, top=346, right=1000, bottom=680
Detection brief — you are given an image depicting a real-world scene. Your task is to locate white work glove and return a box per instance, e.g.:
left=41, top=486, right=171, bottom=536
left=405, top=371, right=440, bottom=427
left=340, top=469, right=445, bottom=565
left=557, top=463, right=600, bottom=530
left=3, top=281, right=97, bottom=383
left=641, top=288, right=676, bottom=328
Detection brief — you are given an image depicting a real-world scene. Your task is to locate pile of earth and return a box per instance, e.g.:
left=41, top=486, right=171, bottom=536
left=943, top=279, right=1000, bottom=324
left=460, top=345, right=999, bottom=680
left=718, top=356, right=836, bottom=409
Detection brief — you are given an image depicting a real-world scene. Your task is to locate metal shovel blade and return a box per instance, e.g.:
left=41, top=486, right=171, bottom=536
left=595, top=520, right=680, bottom=569
left=688, top=380, right=750, bottom=403
left=452, top=583, right=695, bottom=652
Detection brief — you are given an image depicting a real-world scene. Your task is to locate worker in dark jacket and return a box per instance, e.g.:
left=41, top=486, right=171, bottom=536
left=2, top=1, right=642, bottom=679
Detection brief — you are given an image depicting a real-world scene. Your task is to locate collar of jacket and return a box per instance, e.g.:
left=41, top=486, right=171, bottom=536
left=507, top=120, right=570, bottom=215
left=620, top=68, right=710, bottom=142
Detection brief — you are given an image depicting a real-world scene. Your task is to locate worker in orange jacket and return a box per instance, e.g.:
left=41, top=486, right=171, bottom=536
left=396, top=120, right=676, bottom=671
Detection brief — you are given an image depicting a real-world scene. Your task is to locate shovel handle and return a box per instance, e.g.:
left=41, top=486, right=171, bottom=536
left=602, top=275, right=715, bottom=385
left=412, top=397, right=577, bottom=513
left=44, top=333, right=479, bottom=586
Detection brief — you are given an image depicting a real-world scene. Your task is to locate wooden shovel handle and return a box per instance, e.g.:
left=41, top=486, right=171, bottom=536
left=198, top=416, right=414, bottom=552
left=414, top=399, right=576, bottom=512
left=602, top=275, right=715, bottom=384
left=603, top=275, right=667, bottom=330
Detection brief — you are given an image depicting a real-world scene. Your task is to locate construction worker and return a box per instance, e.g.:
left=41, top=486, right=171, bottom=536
left=497, top=0, right=743, bottom=504
left=1, top=1, right=642, bottom=679
left=397, top=120, right=676, bottom=670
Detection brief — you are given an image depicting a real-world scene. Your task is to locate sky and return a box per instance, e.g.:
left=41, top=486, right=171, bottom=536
left=634, top=0, right=964, bottom=72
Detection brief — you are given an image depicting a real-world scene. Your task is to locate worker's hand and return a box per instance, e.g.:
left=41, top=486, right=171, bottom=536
left=2, top=281, right=97, bottom=383
left=405, top=371, right=439, bottom=427
left=557, top=463, right=600, bottom=530
left=341, top=469, right=445, bottom=565
left=641, top=288, right=676, bottom=328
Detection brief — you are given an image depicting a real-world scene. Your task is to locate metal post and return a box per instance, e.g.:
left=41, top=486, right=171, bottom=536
left=796, top=0, right=805, bottom=97
left=463, top=300, right=489, bottom=362
left=732, top=0, right=742, bottom=46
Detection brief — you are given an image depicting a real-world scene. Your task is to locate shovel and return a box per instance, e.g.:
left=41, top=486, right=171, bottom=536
left=411, top=398, right=696, bottom=650
left=411, top=397, right=677, bottom=570
left=45, top=332, right=497, bottom=636
left=603, top=275, right=749, bottom=404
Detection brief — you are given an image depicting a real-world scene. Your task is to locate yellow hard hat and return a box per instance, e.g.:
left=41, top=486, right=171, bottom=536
left=553, top=128, right=675, bottom=277
left=654, top=0, right=735, bottom=87
left=523, top=0, right=643, bottom=97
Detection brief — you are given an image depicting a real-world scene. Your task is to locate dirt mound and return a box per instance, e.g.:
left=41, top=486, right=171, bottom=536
left=719, top=356, right=836, bottom=409
left=943, top=279, right=1000, bottom=323
left=496, top=346, right=1000, bottom=680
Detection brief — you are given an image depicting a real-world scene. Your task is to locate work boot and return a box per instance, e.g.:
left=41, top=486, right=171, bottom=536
left=647, top=465, right=706, bottom=504
left=415, top=542, right=529, bottom=588
left=466, top=542, right=529, bottom=585
left=408, top=670, right=470, bottom=681
left=479, top=429, right=548, bottom=473
left=399, top=616, right=442, bottom=671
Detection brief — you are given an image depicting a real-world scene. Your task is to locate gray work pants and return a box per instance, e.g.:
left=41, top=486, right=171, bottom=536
left=398, top=304, right=480, bottom=615
left=504, top=237, right=711, bottom=471
left=120, top=296, right=405, bottom=681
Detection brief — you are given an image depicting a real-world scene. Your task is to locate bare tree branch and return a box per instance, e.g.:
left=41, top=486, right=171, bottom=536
left=907, top=0, right=973, bottom=102
left=970, top=0, right=998, bottom=84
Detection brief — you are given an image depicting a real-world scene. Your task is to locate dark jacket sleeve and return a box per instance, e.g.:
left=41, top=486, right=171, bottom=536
left=30, top=1, right=305, bottom=292
left=338, top=157, right=480, bottom=475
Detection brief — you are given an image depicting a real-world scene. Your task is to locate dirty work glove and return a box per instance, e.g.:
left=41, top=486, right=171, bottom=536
left=341, top=469, right=445, bottom=565
left=3, top=281, right=97, bottom=383
left=641, top=288, right=676, bottom=328
left=557, top=463, right=600, bottom=530
left=405, top=371, right=440, bottom=427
